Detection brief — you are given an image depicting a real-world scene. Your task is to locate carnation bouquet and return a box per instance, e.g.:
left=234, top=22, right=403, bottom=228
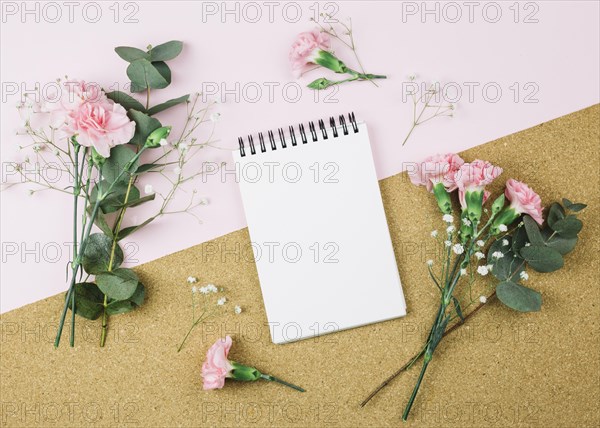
left=361, top=153, right=586, bottom=420
left=8, top=41, right=217, bottom=347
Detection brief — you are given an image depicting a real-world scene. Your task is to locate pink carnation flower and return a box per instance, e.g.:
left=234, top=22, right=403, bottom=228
left=44, top=80, right=135, bottom=157
left=455, top=159, right=502, bottom=194
left=409, top=153, right=465, bottom=192
left=201, top=336, right=234, bottom=390
left=505, top=179, right=544, bottom=225
left=289, top=29, right=331, bottom=78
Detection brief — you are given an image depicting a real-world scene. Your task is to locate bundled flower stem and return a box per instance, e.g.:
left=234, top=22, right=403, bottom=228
left=361, top=153, right=586, bottom=420
left=8, top=41, right=218, bottom=348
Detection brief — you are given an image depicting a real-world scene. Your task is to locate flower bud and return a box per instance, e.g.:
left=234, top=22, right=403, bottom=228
left=313, top=50, right=349, bottom=74
left=145, top=126, right=171, bottom=148
left=307, top=78, right=337, bottom=90
left=230, top=362, right=262, bottom=382
left=491, top=193, right=505, bottom=215
left=432, top=182, right=452, bottom=214
left=91, top=147, right=106, bottom=166
left=490, top=207, right=519, bottom=234
left=463, top=189, right=484, bottom=223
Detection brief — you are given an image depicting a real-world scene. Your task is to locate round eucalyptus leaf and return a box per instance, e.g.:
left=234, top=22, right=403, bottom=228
left=129, top=282, right=145, bottom=307
left=547, top=203, right=565, bottom=229
left=106, top=300, right=136, bottom=316
left=520, top=245, right=564, bottom=273
left=82, top=233, right=123, bottom=275
left=511, top=226, right=529, bottom=254
left=102, top=145, right=139, bottom=183
left=67, top=282, right=104, bottom=320
left=551, top=215, right=583, bottom=238
left=488, top=236, right=524, bottom=281
left=541, top=228, right=578, bottom=255
left=523, top=215, right=544, bottom=245
left=96, top=268, right=139, bottom=301
left=496, top=281, right=542, bottom=312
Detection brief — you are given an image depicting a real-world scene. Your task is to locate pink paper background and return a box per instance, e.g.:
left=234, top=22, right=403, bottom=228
left=1, top=1, right=599, bottom=312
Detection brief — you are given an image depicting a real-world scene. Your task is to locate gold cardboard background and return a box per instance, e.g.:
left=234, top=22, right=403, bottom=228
left=1, top=105, right=598, bottom=427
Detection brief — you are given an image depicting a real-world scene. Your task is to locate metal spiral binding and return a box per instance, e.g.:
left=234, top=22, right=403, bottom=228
left=237, top=112, right=359, bottom=157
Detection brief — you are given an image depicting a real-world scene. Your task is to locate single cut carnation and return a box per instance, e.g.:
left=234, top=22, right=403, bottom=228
left=289, top=29, right=331, bottom=78
left=409, top=153, right=465, bottom=192
left=45, top=80, right=135, bottom=157
left=202, top=336, right=234, bottom=390
left=505, top=179, right=544, bottom=225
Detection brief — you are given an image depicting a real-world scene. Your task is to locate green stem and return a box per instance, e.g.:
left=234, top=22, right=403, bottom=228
left=177, top=313, right=207, bottom=352
left=260, top=374, right=305, bottom=393
left=54, top=148, right=146, bottom=348
left=402, top=359, right=430, bottom=421
left=100, top=174, right=136, bottom=347
left=69, top=142, right=81, bottom=346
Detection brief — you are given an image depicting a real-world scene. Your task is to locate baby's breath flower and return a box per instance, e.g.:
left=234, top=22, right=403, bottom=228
left=477, top=265, right=489, bottom=276
left=444, top=240, right=452, bottom=247
left=199, top=286, right=209, bottom=295
left=502, top=239, right=509, bottom=246
left=491, top=251, right=504, bottom=259
left=431, top=230, right=438, bottom=238
left=191, top=286, right=198, bottom=293
left=460, top=268, right=467, bottom=276
left=234, top=305, right=242, bottom=314
left=210, top=112, right=221, bottom=122
left=174, top=166, right=182, bottom=175
left=217, top=297, right=227, bottom=306
left=475, top=252, right=485, bottom=260
left=443, top=214, right=453, bottom=223
left=206, top=284, right=218, bottom=293
left=452, top=244, right=464, bottom=255
left=144, top=184, right=154, bottom=195
left=32, top=144, right=42, bottom=152
left=476, top=240, right=485, bottom=247
left=520, top=271, right=529, bottom=281
left=447, top=225, right=456, bottom=233
left=486, top=264, right=494, bottom=271
left=479, top=295, right=487, bottom=304
left=462, top=218, right=471, bottom=226
left=187, top=276, right=198, bottom=284
left=427, top=259, right=434, bottom=266
left=159, top=138, right=169, bottom=146
left=525, top=242, right=531, bottom=247
left=498, top=224, right=508, bottom=232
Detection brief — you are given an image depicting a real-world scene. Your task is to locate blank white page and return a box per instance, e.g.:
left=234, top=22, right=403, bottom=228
left=234, top=120, right=406, bottom=344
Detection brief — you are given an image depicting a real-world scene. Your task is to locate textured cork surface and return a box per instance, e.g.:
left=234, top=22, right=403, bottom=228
left=1, top=105, right=598, bottom=427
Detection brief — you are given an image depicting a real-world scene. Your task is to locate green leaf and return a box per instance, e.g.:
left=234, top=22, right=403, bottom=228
left=82, top=233, right=123, bottom=275
left=102, top=145, right=139, bottom=183
left=115, top=46, right=150, bottom=62
left=147, top=94, right=189, bottom=116
left=562, top=198, right=573, bottom=208
left=566, top=203, right=587, bottom=212
left=129, top=282, right=145, bottom=306
left=541, top=228, right=578, bottom=255
left=117, top=217, right=156, bottom=241
left=105, top=91, right=146, bottom=113
left=127, top=58, right=168, bottom=92
left=452, top=297, right=464, bottom=321
left=496, top=281, right=541, bottom=312
left=134, top=163, right=169, bottom=174
left=489, top=236, right=525, bottom=281
left=106, top=300, right=135, bottom=316
left=152, top=61, right=171, bottom=84
left=149, top=40, right=183, bottom=61
left=552, top=215, right=583, bottom=238
left=128, top=109, right=162, bottom=147
left=118, top=193, right=155, bottom=209
left=511, top=226, right=529, bottom=254
left=520, top=245, right=564, bottom=273
left=96, top=268, right=139, bottom=301
left=547, top=203, right=565, bottom=229
left=92, top=211, right=113, bottom=237
left=523, top=215, right=544, bottom=246
left=67, top=282, right=105, bottom=320
left=91, top=181, right=141, bottom=214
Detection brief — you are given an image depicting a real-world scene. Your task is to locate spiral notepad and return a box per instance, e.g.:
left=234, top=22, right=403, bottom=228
left=234, top=113, right=406, bottom=344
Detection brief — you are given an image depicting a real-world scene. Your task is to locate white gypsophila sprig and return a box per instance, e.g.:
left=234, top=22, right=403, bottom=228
left=452, top=244, right=464, bottom=255
left=502, top=239, right=509, bottom=246
left=475, top=252, right=485, bottom=260
left=491, top=251, right=504, bottom=260
left=476, top=240, right=485, bottom=247
left=431, top=230, right=438, bottom=238
left=477, top=265, right=489, bottom=276
left=520, top=271, right=529, bottom=281
left=443, top=214, right=453, bottom=223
